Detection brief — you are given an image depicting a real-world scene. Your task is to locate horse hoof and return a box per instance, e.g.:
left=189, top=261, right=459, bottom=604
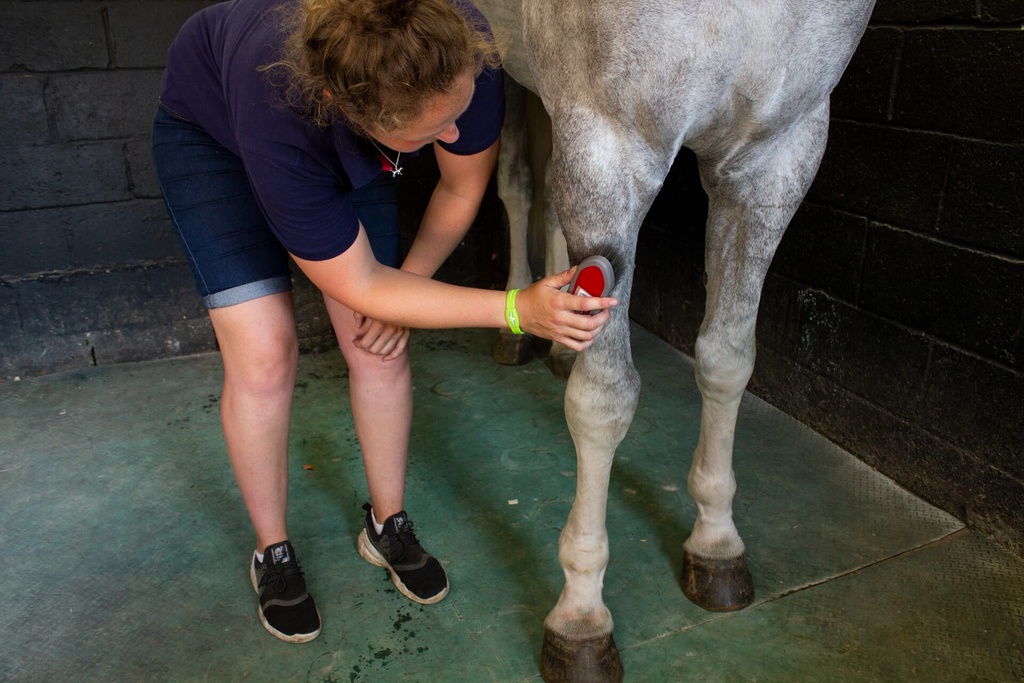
left=540, top=628, right=623, bottom=683
left=681, top=549, right=755, bottom=612
left=493, top=330, right=533, bottom=365
left=547, top=350, right=577, bottom=380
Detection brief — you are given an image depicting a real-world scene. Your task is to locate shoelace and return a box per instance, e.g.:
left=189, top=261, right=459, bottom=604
left=391, top=522, right=425, bottom=559
left=259, top=559, right=304, bottom=592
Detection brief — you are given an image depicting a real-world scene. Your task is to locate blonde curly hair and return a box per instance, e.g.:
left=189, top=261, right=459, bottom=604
left=265, top=0, right=500, bottom=135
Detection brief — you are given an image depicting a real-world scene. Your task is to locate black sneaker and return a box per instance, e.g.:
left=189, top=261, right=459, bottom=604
left=357, top=504, right=449, bottom=604
left=249, top=540, right=321, bottom=643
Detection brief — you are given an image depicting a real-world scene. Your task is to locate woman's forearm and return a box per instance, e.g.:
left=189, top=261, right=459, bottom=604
left=295, top=233, right=506, bottom=330
left=400, top=183, right=480, bottom=278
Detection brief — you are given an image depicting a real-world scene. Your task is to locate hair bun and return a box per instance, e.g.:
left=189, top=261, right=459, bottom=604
left=347, top=0, right=419, bottom=32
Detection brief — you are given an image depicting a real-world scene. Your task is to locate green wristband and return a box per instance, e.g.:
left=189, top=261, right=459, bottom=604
left=505, top=288, right=524, bottom=335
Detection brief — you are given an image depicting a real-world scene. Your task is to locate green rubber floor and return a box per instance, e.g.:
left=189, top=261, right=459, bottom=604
left=2, top=325, right=1022, bottom=682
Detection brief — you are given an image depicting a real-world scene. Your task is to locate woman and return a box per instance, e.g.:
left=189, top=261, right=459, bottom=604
left=152, top=0, right=616, bottom=643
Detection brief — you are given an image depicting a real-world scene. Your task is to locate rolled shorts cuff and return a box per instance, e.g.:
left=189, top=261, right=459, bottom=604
left=204, top=276, right=293, bottom=309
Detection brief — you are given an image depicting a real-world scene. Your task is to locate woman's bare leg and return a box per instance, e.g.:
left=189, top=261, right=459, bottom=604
left=324, top=294, right=412, bottom=521
left=208, top=292, right=299, bottom=553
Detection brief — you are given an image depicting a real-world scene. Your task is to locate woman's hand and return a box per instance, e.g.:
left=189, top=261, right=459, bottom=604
left=516, top=267, right=619, bottom=351
left=352, top=311, right=411, bottom=361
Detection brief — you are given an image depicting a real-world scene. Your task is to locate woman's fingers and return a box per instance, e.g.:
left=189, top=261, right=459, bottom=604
left=353, top=315, right=410, bottom=359
left=518, top=272, right=618, bottom=347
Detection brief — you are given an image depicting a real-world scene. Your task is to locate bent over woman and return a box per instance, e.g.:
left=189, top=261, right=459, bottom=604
left=152, top=0, right=616, bottom=643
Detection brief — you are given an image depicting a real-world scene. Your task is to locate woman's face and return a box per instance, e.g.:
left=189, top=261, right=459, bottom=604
left=372, top=69, right=475, bottom=153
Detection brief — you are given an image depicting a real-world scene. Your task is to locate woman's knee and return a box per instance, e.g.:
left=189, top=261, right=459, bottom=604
left=224, top=332, right=299, bottom=396
left=211, top=296, right=300, bottom=396
left=343, top=343, right=410, bottom=384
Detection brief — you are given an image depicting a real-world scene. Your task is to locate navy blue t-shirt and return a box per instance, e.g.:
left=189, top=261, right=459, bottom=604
left=160, top=0, right=504, bottom=261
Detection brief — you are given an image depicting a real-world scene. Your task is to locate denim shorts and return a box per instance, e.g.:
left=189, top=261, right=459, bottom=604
left=151, top=105, right=401, bottom=309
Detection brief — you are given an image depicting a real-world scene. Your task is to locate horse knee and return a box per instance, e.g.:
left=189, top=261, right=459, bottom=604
left=693, top=334, right=753, bottom=405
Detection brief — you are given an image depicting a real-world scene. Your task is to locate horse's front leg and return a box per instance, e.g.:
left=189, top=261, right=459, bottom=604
left=539, top=114, right=662, bottom=683
left=682, top=101, right=832, bottom=611
left=542, top=318, right=636, bottom=683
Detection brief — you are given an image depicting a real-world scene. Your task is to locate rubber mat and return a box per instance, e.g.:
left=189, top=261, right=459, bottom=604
left=1, top=325, right=1019, bottom=682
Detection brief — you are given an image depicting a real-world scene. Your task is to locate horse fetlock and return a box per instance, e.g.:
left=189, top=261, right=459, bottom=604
left=689, top=468, right=736, bottom=510
left=557, top=537, right=610, bottom=581
left=544, top=603, right=614, bottom=641
left=684, top=524, right=745, bottom=561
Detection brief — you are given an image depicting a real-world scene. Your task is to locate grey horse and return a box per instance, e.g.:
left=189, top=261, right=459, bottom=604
left=473, top=1, right=876, bottom=681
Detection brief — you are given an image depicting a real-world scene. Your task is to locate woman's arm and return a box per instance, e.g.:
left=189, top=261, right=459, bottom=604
left=293, top=230, right=617, bottom=351
left=340, top=139, right=499, bottom=359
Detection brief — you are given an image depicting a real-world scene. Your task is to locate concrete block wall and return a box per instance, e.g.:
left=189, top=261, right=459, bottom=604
left=0, top=0, right=506, bottom=379
left=633, top=0, right=1024, bottom=554
left=0, top=0, right=223, bottom=377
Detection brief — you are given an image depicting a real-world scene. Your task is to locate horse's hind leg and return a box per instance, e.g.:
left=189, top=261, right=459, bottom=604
left=494, top=77, right=536, bottom=366
left=494, top=89, right=576, bottom=378
left=540, top=150, right=576, bottom=380
left=683, top=101, right=832, bottom=611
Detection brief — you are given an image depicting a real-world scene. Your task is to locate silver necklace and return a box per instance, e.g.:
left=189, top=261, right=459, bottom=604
left=370, top=140, right=403, bottom=177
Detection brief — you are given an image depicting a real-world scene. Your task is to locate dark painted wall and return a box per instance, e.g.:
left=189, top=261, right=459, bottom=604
left=1, top=1, right=1021, bottom=555
left=633, top=1, right=1024, bottom=555
left=0, top=0, right=506, bottom=378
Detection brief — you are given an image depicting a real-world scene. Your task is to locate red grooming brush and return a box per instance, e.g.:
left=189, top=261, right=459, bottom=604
left=568, top=255, right=615, bottom=315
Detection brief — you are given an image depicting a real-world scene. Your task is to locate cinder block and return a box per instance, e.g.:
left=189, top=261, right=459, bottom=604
left=87, top=315, right=216, bottom=366
left=632, top=219, right=706, bottom=357
left=831, top=27, right=901, bottom=123
left=106, top=0, right=219, bottom=68
left=940, top=139, right=1024, bottom=258
left=126, top=137, right=162, bottom=199
left=66, top=199, right=180, bottom=268
left=793, top=290, right=932, bottom=418
left=808, top=121, right=950, bottom=233
left=0, top=1, right=108, bottom=72
left=0, top=209, right=72, bottom=276
left=756, top=274, right=805, bottom=359
left=18, top=268, right=164, bottom=336
left=0, top=74, right=49, bottom=147
left=860, top=222, right=1023, bottom=367
left=48, top=71, right=163, bottom=142
left=894, top=29, right=1024, bottom=144
left=979, top=0, right=1024, bottom=21
left=0, top=281, right=23, bottom=334
left=870, top=0, right=976, bottom=22
left=922, top=344, right=1024, bottom=476
left=772, top=203, right=868, bottom=304
left=0, top=329, right=93, bottom=380
left=0, top=141, right=130, bottom=211
left=0, top=222, right=71, bottom=278
left=140, top=262, right=207, bottom=316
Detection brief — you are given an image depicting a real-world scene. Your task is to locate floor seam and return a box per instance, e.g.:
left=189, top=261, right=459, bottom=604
left=619, top=527, right=972, bottom=654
